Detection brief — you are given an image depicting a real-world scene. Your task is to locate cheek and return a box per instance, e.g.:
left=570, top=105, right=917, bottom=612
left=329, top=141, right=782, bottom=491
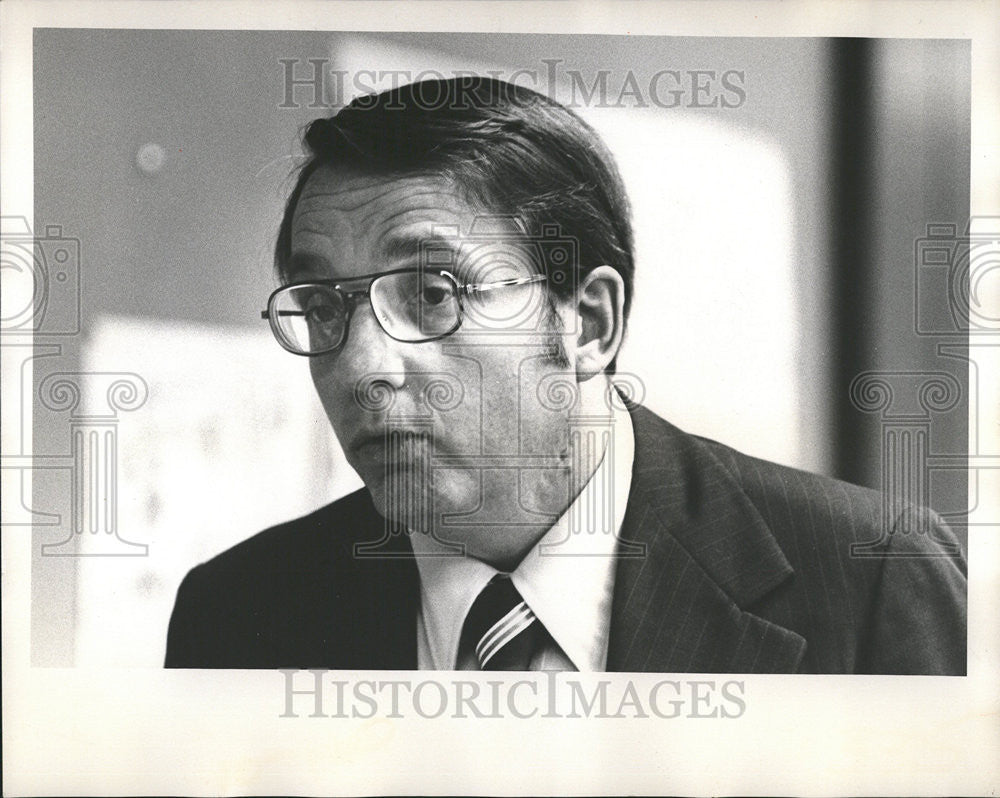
left=470, top=349, right=570, bottom=451
left=309, top=358, right=349, bottom=422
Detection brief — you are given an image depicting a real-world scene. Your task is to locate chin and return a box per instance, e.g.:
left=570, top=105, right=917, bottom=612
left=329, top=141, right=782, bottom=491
left=362, top=475, right=441, bottom=532
left=364, top=470, right=477, bottom=533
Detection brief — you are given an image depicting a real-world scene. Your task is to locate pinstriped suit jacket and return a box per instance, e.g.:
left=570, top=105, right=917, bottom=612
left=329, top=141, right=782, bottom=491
left=165, top=404, right=967, bottom=673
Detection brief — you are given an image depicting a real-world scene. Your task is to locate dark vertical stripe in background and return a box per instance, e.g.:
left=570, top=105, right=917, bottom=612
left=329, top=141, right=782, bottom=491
left=827, top=39, right=969, bottom=555
left=829, top=39, right=874, bottom=487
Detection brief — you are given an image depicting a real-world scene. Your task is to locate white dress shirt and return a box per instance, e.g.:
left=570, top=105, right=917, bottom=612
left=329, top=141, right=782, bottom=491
left=411, top=402, right=635, bottom=671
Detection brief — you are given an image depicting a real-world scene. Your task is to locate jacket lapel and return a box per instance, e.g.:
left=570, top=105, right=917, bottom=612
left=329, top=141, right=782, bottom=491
left=606, top=405, right=806, bottom=673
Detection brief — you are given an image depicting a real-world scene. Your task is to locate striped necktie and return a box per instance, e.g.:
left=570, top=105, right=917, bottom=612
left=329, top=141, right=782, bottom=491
left=460, top=574, right=541, bottom=670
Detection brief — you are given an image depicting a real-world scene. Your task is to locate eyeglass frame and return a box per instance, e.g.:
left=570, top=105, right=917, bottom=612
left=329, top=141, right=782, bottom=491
left=261, top=267, right=549, bottom=356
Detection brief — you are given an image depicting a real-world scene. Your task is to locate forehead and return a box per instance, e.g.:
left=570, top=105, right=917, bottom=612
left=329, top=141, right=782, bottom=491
left=288, top=166, right=496, bottom=279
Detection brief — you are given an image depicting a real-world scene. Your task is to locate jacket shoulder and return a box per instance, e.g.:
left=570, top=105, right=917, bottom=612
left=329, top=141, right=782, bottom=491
left=628, top=403, right=886, bottom=544
left=695, top=434, right=883, bottom=530
left=694, top=430, right=966, bottom=675
left=164, top=489, right=383, bottom=668
left=626, top=404, right=966, bottom=674
left=187, top=488, right=375, bottom=584
left=693, top=430, right=963, bottom=564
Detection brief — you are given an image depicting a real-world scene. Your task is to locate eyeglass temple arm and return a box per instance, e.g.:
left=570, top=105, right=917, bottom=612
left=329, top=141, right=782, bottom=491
left=261, top=309, right=308, bottom=319
left=461, top=274, right=547, bottom=294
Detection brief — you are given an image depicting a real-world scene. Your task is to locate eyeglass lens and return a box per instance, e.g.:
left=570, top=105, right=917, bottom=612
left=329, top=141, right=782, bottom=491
left=270, top=271, right=461, bottom=354
left=370, top=271, right=460, bottom=341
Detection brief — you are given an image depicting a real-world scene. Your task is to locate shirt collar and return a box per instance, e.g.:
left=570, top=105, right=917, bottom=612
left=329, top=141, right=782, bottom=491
left=411, top=401, right=635, bottom=670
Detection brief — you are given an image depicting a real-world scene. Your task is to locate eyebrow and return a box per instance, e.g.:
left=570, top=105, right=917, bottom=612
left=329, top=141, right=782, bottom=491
left=380, top=231, right=464, bottom=270
left=284, top=251, right=335, bottom=282
left=284, top=232, right=467, bottom=283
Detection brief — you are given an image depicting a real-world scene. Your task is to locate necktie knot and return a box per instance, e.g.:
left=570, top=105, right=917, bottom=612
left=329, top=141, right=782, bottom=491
left=460, top=575, right=540, bottom=670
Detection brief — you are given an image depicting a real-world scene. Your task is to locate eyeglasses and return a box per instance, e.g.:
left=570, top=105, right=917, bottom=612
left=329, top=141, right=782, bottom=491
left=261, top=268, right=548, bottom=356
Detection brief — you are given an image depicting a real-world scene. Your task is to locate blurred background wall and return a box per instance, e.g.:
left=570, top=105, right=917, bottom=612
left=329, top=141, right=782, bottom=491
left=28, top=31, right=969, bottom=666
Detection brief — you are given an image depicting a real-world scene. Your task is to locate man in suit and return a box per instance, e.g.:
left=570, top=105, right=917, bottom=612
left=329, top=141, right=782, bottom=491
left=166, top=77, right=966, bottom=674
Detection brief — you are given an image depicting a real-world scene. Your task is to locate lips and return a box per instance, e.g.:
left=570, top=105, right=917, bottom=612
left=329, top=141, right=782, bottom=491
left=350, top=428, right=433, bottom=461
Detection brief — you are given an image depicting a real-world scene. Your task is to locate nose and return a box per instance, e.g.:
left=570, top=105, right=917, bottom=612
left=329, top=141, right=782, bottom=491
left=336, top=300, right=408, bottom=394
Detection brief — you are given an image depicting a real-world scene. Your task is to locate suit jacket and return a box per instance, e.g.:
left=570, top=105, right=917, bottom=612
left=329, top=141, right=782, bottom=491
left=165, top=404, right=967, bottom=673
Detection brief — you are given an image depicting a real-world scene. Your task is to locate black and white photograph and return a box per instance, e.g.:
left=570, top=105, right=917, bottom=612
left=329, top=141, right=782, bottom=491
left=2, top=1, right=998, bottom=795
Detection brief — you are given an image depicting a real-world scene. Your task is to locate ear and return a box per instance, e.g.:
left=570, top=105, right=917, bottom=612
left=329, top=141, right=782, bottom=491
left=572, top=265, right=625, bottom=382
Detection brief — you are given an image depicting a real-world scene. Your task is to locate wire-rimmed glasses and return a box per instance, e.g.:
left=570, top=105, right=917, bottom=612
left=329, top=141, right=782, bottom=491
left=261, top=268, right=547, bottom=356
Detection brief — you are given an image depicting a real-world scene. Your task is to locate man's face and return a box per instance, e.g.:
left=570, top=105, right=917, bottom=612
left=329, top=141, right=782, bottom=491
left=289, top=165, right=579, bottom=567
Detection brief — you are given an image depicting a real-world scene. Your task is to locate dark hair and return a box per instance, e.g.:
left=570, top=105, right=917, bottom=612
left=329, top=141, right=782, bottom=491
left=275, top=76, right=634, bottom=369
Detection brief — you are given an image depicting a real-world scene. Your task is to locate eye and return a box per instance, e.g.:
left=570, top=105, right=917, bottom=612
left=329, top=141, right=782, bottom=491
left=420, top=283, right=450, bottom=307
left=303, top=290, right=342, bottom=325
